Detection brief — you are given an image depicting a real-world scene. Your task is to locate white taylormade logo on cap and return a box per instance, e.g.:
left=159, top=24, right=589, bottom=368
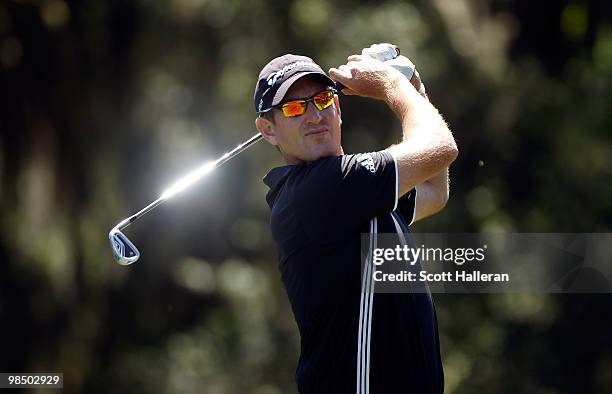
left=266, top=61, right=313, bottom=86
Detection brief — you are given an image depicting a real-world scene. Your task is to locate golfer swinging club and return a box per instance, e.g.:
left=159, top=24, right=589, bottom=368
left=254, top=43, right=458, bottom=393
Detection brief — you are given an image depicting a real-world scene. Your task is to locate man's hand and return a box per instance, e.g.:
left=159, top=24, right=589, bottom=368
left=329, top=55, right=405, bottom=101
left=330, top=51, right=427, bottom=101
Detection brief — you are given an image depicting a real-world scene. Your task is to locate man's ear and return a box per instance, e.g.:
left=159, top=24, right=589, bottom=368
left=333, top=95, right=342, bottom=125
left=255, top=116, right=278, bottom=146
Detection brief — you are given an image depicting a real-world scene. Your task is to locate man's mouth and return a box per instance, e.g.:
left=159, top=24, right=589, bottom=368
left=305, top=128, right=329, bottom=137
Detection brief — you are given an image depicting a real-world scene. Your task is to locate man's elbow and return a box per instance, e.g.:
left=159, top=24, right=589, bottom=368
left=439, top=137, right=457, bottom=211
left=429, top=132, right=455, bottom=215
left=441, top=136, right=458, bottom=167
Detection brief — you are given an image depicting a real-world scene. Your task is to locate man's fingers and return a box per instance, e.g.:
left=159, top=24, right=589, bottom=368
left=331, top=64, right=353, bottom=78
left=347, top=54, right=362, bottom=62
left=328, top=67, right=351, bottom=83
left=329, top=66, right=357, bottom=95
left=340, top=87, right=357, bottom=95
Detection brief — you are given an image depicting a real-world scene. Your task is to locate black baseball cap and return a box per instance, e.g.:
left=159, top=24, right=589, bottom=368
left=254, top=54, right=335, bottom=114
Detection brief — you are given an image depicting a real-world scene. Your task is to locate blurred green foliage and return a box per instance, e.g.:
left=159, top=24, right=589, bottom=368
left=1, top=0, right=611, bottom=393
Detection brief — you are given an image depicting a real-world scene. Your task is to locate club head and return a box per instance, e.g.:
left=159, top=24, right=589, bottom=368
left=109, top=227, right=140, bottom=265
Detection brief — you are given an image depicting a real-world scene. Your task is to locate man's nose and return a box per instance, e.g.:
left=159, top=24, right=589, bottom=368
left=304, top=102, right=323, bottom=123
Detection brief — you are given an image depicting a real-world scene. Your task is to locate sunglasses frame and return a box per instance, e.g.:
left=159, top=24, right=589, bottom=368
left=259, top=88, right=338, bottom=118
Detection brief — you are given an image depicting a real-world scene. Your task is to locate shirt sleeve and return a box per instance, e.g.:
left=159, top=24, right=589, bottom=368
left=294, top=151, right=398, bottom=241
left=397, top=187, right=417, bottom=227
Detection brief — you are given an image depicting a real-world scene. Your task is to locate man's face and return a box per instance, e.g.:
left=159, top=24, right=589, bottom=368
left=256, top=76, right=343, bottom=164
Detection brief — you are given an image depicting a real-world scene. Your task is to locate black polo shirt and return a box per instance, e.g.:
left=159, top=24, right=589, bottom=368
left=263, top=151, right=444, bottom=394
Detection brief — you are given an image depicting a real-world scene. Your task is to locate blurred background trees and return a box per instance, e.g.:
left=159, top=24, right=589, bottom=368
left=1, top=0, right=611, bottom=392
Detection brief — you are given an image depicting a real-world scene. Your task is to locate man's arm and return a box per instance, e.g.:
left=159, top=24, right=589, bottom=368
left=329, top=54, right=457, bottom=203
left=384, top=75, right=457, bottom=198
left=385, top=65, right=453, bottom=222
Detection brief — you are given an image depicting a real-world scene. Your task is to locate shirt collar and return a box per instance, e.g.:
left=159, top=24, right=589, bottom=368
left=262, top=165, right=292, bottom=190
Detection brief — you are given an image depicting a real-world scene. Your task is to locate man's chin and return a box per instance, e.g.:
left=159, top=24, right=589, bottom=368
left=306, top=146, right=342, bottom=161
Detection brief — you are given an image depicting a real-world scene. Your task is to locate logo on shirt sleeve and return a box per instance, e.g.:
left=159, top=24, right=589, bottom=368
left=356, top=153, right=376, bottom=174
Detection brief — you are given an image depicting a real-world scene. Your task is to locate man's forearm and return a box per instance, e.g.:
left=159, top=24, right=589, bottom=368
left=386, top=77, right=457, bottom=197
left=384, top=72, right=446, bottom=140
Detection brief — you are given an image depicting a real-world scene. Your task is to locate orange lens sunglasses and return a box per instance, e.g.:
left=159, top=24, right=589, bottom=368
left=274, top=89, right=337, bottom=117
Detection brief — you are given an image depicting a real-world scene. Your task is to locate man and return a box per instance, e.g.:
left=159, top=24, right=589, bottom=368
left=254, top=48, right=458, bottom=393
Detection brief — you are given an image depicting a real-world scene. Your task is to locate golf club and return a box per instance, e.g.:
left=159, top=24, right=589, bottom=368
left=109, top=132, right=262, bottom=265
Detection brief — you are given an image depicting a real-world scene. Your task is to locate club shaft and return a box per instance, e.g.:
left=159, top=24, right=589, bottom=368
left=114, top=133, right=263, bottom=231
left=209, top=132, right=262, bottom=170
